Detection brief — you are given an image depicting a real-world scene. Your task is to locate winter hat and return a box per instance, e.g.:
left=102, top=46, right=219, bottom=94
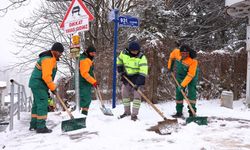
left=51, top=42, right=64, bottom=53
left=180, top=45, right=190, bottom=52
left=128, top=41, right=140, bottom=51
left=86, top=46, right=96, bottom=53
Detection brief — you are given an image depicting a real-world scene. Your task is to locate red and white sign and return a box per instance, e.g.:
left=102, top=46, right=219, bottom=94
left=60, top=0, right=94, bottom=34
left=64, top=17, right=89, bottom=34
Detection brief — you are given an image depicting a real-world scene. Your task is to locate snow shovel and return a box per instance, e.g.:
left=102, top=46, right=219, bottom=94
left=123, top=76, right=178, bottom=135
left=171, top=72, right=208, bottom=125
left=55, top=92, right=86, bottom=132
left=93, top=73, right=113, bottom=116
left=94, top=86, right=114, bottom=116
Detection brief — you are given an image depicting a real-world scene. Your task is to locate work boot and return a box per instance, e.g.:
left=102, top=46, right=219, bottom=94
left=131, top=115, right=138, bottom=121
left=36, top=127, right=52, bottom=133
left=189, top=112, right=194, bottom=117
left=171, top=112, right=183, bottom=118
left=29, top=127, right=37, bottom=131
left=118, top=113, right=130, bottom=119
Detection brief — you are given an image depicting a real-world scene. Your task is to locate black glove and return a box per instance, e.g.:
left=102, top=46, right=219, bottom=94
left=51, top=89, right=58, bottom=95
left=119, top=72, right=127, bottom=84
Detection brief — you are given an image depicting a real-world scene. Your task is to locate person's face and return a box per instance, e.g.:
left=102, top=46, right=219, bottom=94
left=130, top=50, right=139, bottom=55
left=52, top=51, right=63, bottom=60
left=88, top=52, right=96, bottom=57
left=181, top=51, right=189, bottom=59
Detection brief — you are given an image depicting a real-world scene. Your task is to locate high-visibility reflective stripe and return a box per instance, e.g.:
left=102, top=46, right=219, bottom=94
left=36, top=63, right=42, bottom=70
left=81, top=107, right=89, bottom=111
left=31, top=114, right=47, bottom=119
left=139, top=63, right=147, bottom=67
left=133, top=99, right=141, bottom=109
left=175, top=100, right=183, bottom=104
left=37, top=115, right=47, bottom=119
left=189, top=100, right=196, bottom=104
left=31, top=114, right=37, bottom=118
left=123, top=98, right=130, bottom=106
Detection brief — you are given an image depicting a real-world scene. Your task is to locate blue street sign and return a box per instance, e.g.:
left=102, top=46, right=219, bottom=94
left=118, top=15, right=139, bottom=27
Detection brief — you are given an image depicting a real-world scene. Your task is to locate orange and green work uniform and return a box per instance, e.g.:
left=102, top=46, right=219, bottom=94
left=168, top=48, right=199, bottom=115
left=29, top=50, right=57, bottom=129
left=79, top=53, right=96, bottom=115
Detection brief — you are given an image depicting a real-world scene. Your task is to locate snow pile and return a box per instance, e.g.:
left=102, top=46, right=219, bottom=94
left=1, top=99, right=250, bottom=150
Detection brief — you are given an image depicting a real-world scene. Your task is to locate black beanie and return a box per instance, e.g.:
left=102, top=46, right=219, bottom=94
left=51, top=42, right=64, bottom=53
left=86, top=46, right=96, bottom=53
left=180, top=45, right=190, bottom=52
left=128, top=41, right=140, bottom=51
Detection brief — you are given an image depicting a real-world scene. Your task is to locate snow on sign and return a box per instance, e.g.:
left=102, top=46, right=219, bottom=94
left=118, top=15, right=139, bottom=27
left=60, top=0, right=94, bottom=34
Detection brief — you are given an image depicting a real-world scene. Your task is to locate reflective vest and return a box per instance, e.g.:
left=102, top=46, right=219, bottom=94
left=117, top=49, right=148, bottom=76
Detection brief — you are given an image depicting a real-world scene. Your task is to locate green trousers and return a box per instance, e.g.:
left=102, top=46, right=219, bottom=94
left=79, top=83, right=92, bottom=115
left=175, top=76, right=197, bottom=114
left=30, top=88, right=48, bottom=129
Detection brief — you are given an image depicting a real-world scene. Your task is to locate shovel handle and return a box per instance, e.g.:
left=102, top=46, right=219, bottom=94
left=93, top=73, right=105, bottom=106
left=55, top=92, right=74, bottom=119
left=171, top=72, right=196, bottom=116
left=123, top=76, right=167, bottom=120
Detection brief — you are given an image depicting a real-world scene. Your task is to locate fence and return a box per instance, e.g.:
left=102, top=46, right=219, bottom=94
left=9, top=79, right=32, bottom=131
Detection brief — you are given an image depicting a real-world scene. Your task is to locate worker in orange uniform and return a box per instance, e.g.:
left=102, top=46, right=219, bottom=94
left=167, top=44, right=198, bottom=118
left=79, top=46, right=98, bottom=116
left=29, top=42, right=64, bottom=133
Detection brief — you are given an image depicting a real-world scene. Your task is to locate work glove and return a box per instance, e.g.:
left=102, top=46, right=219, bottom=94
left=177, top=86, right=184, bottom=92
left=51, top=89, right=58, bottom=96
left=93, top=82, right=98, bottom=89
left=167, top=69, right=173, bottom=79
left=119, top=72, right=127, bottom=85
left=133, top=84, right=140, bottom=91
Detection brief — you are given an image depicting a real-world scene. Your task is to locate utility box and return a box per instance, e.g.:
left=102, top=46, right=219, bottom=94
left=221, top=91, right=234, bottom=109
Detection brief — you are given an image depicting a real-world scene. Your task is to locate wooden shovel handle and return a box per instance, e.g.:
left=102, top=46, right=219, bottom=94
left=123, top=76, right=167, bottom=120
left=55, top=92, right=74, bottom=119
left=171, top=72, right=196, bottom=116
left=93, top=73, right=105, bottom=106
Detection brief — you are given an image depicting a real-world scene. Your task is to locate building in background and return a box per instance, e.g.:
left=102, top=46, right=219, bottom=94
left=0, top=81, right=6, bottom=107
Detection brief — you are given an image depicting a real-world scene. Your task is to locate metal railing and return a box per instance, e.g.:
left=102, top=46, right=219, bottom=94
left=9, top=79, right=32, bottom=131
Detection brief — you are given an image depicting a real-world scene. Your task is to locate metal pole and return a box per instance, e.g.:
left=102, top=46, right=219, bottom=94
left=112, top=9, right=119, bottom=108
left=17, top=85, right=20, bottom=120
left=75, top=56, right=80, bottom=111
left=9, top=80, right=14, bottom=131
left=22, top=85, right=27, bottom=111
left=246, top=17, right=250, bottom=108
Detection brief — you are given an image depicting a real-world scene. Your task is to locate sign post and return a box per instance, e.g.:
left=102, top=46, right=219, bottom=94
left=110, top=10, right=140, bottom=108
left=60, top=0, right=94, bottom=111
left=226, top=0, right=250, bottom=108
left=112, top=9, right=119, bottom=108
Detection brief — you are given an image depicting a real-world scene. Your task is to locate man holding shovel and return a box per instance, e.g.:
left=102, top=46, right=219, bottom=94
left=167, top=44, right=198, bottom=118
left=29, top=42, right=64, bottom=133
left=117, top=41, right=148, bottom=121
left=79, top=46, right=98, bottom=116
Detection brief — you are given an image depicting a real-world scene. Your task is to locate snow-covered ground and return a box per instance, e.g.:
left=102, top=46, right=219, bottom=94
left=1, top=99, right=250, bottom=150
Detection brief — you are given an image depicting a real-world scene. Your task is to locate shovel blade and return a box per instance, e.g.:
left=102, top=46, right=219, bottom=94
left=186, top=116, right=208, bottom=125
left=61, top=117, right=86, bottom=132
left=147, top=119, right=178, bottom=135
left=100, top=106, right=113, bottom=116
